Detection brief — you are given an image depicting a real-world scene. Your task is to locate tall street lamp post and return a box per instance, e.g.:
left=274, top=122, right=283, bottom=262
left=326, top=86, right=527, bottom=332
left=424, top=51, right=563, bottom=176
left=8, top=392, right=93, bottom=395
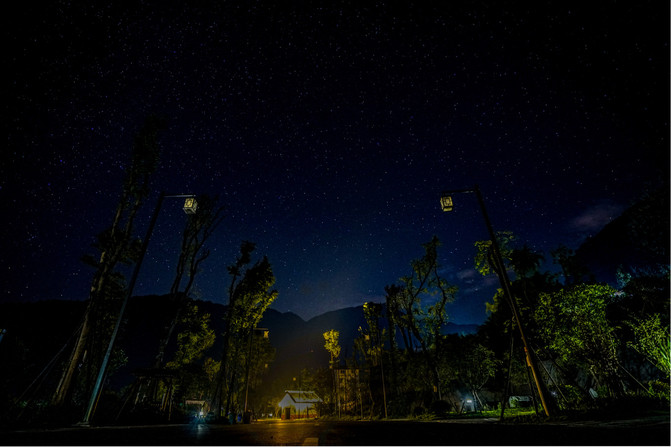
left=80, top=192, right=198, bottom=425
left=439, top=185, right=554, bottom=418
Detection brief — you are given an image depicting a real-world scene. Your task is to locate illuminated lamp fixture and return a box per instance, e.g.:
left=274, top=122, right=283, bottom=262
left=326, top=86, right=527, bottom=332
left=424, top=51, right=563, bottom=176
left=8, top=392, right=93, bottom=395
left=183, top=197, right=198, bottom=214
left=440, top=194, right=454, bottom=212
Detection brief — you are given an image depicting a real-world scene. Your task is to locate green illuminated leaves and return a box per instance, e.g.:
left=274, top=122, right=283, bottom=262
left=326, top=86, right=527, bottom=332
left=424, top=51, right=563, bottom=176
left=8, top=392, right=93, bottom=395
left=474, top=231, right=514, bottom=277
left=627, top=314, right=671, bottom=378
left=395, top=236, right=457, bottom=350
left=167, top=304, right=216, bottom=368
left=534, top=283, right=624, bottom=395
left=323, top=329, right=341, bottom=364
left=230, top=256, right=278, bottom=332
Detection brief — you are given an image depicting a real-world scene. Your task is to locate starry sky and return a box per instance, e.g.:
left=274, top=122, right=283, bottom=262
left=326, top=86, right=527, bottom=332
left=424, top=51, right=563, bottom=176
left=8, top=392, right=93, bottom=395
left=3, top=1, right=668, bottom=325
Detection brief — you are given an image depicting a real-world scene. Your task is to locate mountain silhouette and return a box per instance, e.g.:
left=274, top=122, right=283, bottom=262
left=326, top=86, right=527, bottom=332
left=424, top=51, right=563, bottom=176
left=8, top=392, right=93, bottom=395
left=2, top=188, right=666, bottom=400
left=0, top=296, right=478, bottom=397
left=574, top=186, right=669, bottom=283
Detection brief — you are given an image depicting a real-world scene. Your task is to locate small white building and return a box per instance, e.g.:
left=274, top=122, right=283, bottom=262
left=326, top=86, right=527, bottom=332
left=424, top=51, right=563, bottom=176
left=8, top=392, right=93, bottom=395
left=278, top=390, right=322, bottom=419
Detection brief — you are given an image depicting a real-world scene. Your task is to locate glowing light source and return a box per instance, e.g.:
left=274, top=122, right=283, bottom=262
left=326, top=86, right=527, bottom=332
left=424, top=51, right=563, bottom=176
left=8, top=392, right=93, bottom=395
left=183, top=197, right=198, bottom=214
left=440, top=194, right=453, bottom=212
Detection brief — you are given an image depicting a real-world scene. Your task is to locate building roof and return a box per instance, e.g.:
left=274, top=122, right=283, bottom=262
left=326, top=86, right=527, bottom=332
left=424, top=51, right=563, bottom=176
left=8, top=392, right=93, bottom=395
left=282, top=390, right=322, bottom=404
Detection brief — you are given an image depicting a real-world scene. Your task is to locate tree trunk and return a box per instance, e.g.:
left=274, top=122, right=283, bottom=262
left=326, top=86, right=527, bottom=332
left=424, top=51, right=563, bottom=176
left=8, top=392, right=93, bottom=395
left=52, top=300, right=94, bottom=405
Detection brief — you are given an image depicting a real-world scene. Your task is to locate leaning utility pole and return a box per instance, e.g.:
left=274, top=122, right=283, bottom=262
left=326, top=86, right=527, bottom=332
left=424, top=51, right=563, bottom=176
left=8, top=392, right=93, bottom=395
left=440, top=185, right=557, bottom=417
left=53, top=116, right=164, bottom=409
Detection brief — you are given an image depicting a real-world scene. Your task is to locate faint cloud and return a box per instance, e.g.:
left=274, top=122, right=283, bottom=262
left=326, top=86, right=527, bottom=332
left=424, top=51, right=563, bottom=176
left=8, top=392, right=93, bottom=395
left=459, top=275, right=499, bottom=295
left=455, top=268, right=498, bottom=294
left=569, top=201, right=625, bottom=232
left=456, top=269, right=477, bottom=281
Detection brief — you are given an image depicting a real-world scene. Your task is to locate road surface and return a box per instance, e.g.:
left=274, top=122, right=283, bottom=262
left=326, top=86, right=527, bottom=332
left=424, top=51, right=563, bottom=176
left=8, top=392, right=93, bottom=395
left=2, top=416, right=669, bottom=445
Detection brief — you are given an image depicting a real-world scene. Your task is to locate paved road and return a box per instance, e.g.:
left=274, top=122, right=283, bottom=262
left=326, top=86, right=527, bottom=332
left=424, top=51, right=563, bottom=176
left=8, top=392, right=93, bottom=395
left=2, top=417, right=669, bottom=445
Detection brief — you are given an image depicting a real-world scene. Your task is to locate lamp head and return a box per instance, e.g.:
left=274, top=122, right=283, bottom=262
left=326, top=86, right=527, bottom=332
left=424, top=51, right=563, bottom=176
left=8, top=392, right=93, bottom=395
left=183, top=197, right=198, bottom=214
left=440, top=195, right=453, bottom=212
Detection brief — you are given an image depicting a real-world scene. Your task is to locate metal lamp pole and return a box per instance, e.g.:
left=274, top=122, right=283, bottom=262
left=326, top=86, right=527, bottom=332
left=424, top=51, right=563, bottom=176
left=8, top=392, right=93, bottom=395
left=80, top=192, right=197, bottom=425
left=439, top=185, right=554, bottom=418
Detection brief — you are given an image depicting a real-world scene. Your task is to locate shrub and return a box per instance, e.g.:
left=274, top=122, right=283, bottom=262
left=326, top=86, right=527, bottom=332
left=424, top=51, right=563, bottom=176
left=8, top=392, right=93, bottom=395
left=429, top=400, right=452, bottom=418
left=647, top=380, right=670, bottom=403
left=554, top=384, right=590, bottom=411
left=412, top=406, right=426, bottom=417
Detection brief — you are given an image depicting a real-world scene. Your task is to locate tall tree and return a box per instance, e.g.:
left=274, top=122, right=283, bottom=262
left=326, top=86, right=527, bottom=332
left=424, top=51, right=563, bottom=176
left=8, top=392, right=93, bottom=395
left=209, top=241, right=255, bottom=416
left=226, top=256, right=278, bottom=415
left=625, top=186, right=669, bottom=259
left=163, top=303, right=217, bottom=407
left=452, top=337, right=498, bottom=411
left=363, top=302, right=388, bottom=418
left=627, top=314, right=670, bottom=379
left=475, top=232, right=561, bottom=411
left=474, top=231, right=515, bottom=277
left=154, top=195, right=225, bottom=368
left=614, top=266, right=670, bottom=383
left=534, top=284, right=625, bottom=396
left=323, top=329, right=341, bottom=416
left=209, top=243, right=278, bottom=418
left=383, top=285, right=400, bottom=402
left=166, top=304, right=216, bottom=369
left=53, top=116, right=163, bottom=407
left=388, top=236, right=458, bottom=401
left=509, top=245, right=545, bottom=279
left=323, top=329, right=341, bottom=366
left=550, top=244, right=592, bottom=285
left=243, top=331, right=275, bottom=415
left=385, top=284, right=413, bottom=352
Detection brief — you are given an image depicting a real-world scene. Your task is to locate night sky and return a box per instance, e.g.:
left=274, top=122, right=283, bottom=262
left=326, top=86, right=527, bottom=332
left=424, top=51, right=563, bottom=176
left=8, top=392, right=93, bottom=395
left=3, top=2, right=668, bottom=325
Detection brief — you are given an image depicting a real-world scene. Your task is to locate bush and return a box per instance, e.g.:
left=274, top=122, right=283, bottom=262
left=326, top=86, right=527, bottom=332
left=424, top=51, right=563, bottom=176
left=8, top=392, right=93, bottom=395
left=386, top=399, right=407, bottom=418
left=412, top=406, right=426, bottom=417
left=647, top=380, right=670, bottom=402
left=591, top=393, right=669, bottom=417
left=555, top=384, right=591, bottom=411
left=428, top=400, right=452, bottom=418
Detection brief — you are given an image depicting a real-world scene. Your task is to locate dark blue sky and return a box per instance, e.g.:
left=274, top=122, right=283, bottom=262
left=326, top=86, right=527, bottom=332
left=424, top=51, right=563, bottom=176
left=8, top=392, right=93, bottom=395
left=3, top=1, right=668, bottom=324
